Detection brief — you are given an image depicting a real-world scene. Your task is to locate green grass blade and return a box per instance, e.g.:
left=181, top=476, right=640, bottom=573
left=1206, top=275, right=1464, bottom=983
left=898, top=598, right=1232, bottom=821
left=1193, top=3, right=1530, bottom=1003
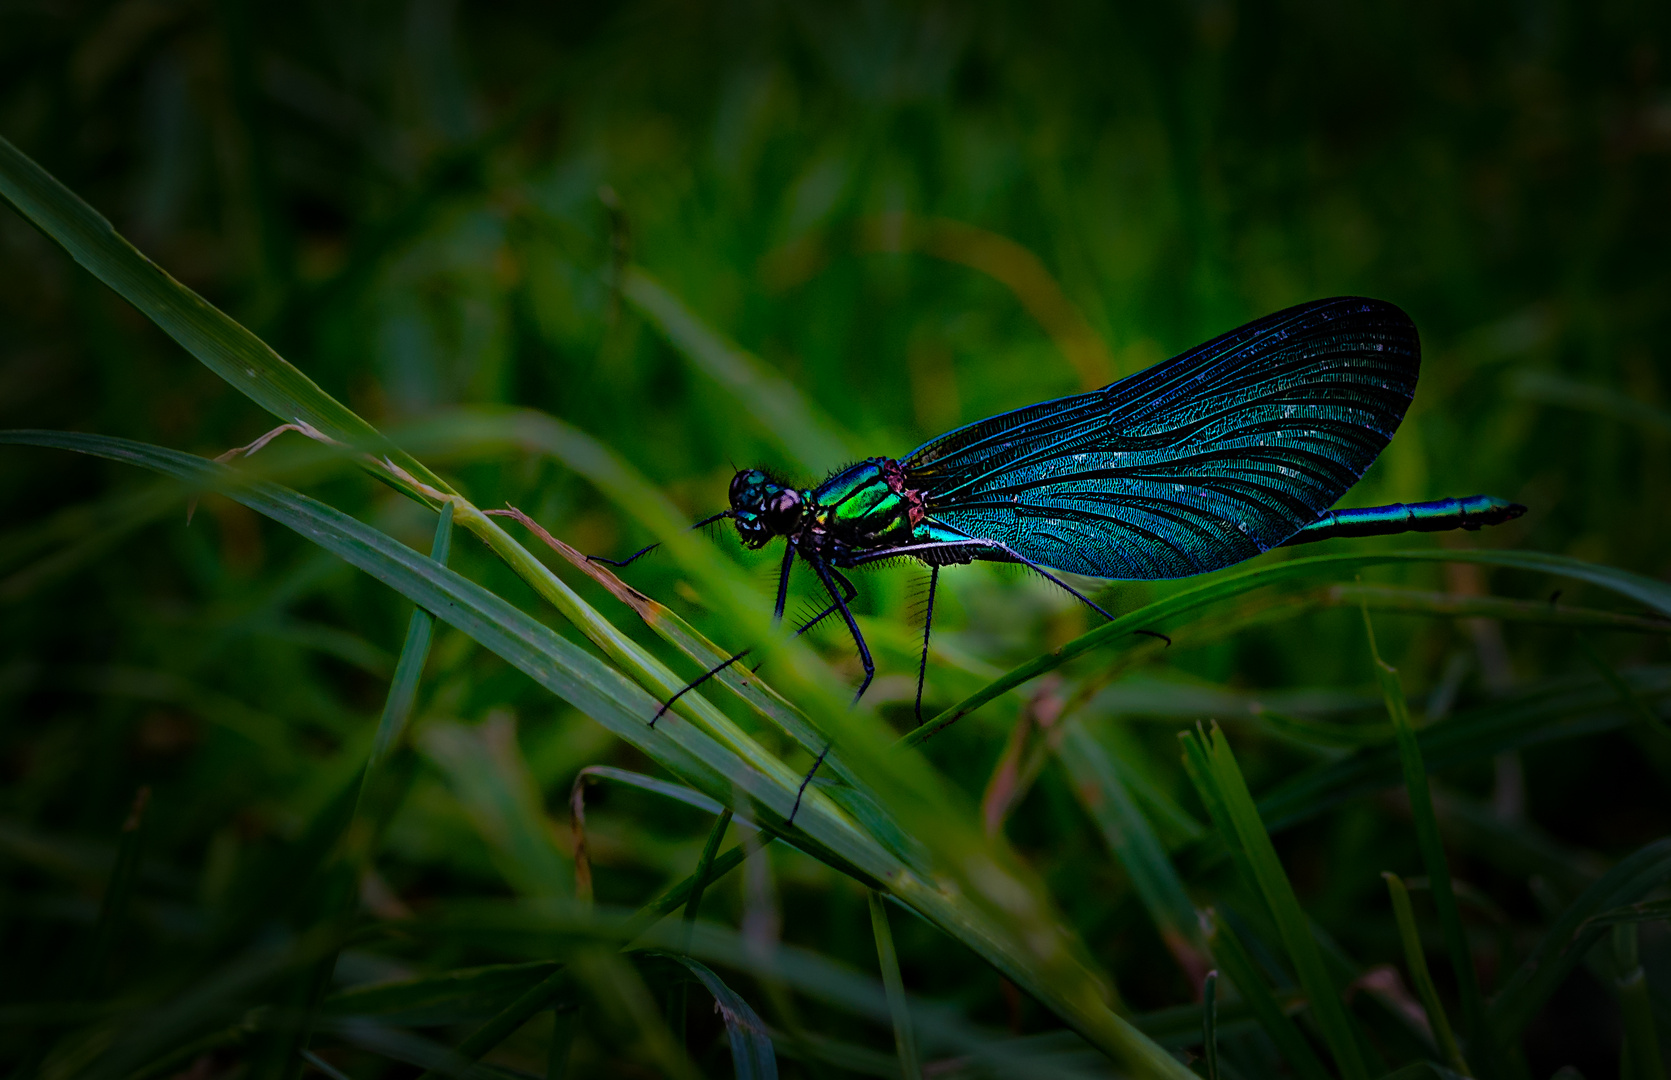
left=3, top=430, right=1195, bottom=1080
left=571, top=949, right=703, bottom=1080
left=1201, top=969, right=1218, bottom=1080
left=654, top=954, right=780, bottom=1080
left=81, top=787, right=150, bottom=995
left=684, top=810, right=733, bottom=927
left=622, top=266, right=855, bottom=475
left=1582, top=897, right=1671, bottom=928
left=369, top=502, right=452, bottom=768
left=579, top=766, right=739, bottom=821
left=0, top=136, right=452, bottom=502
left=1334, top=584, right=1671, bottom=635
left=1611, top=923, right=1667, bottom=1080
left=1382, top=873, right=1469, bottom=1074
left=674, top=808, right=732, bottom=1047
left=1511, top=370, right=1671, bottom=436
left=323, top=961, right=563, bottom=1025
left=1576, top=634, right=1670, bottom=736
left=414, top=965, right=571, bottom=1080
left=909, top=549, right=1671, bottom=746
left=1200, top=911, right=1330, bottom=1080
left=1178, top=729, right=1266, bottom=924
left=1256, top=668, right=1671, bottom=832
left=1056, top=719, right=1207, bottom=978
left=1363, top=608, right=1489, bottom=1073
left=868, top=891, right=922, bottom=1080
left=548, top=1005, right=577, bottom=1080
left=1489, top=837, right=1671, bottom=1040
left=1200, top=724, right=1368, bottom=1080
left=419, top=718, right=573, bottom=897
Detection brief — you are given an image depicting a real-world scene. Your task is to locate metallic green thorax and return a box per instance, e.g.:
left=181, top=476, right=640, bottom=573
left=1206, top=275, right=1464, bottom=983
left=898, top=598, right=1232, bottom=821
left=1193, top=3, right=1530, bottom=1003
left=729, top=458, right=936, bottom=565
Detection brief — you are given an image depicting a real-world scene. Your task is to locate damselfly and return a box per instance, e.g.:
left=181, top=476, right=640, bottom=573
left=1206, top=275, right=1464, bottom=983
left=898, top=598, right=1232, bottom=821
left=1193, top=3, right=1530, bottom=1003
left=599, top=296, right=1523, bottom=730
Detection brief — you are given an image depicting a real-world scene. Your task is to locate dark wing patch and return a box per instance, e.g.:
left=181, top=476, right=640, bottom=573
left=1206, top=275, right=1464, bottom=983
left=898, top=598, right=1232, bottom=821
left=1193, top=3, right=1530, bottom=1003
left=901, top=297, right=1419, bottom=579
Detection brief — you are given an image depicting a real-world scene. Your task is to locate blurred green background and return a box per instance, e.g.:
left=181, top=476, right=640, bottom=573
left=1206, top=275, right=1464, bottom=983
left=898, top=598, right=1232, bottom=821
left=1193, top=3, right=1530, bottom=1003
left=2, top=1, right=1669, bottom=1077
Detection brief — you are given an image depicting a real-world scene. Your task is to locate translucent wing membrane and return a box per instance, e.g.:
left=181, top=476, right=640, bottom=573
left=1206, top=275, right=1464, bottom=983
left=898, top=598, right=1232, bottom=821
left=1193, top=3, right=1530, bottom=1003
left=902, top=297, right=1420, bottom=579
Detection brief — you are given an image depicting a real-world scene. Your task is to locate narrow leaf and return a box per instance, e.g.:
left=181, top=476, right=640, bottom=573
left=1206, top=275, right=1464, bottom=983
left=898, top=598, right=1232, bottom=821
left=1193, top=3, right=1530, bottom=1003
left=1056, top=719, right=1207, bottom=981
left=1611, top=923, right=1667, bottom=1080
left=655, top=954, right=780, bottom=1080
left=1202, top=725, right=1367, bottom=1080
left=1364, top=608, right=1489, bottom=1072
left=621, top=266, right=854, bottom=475
left=82, top=787, right=150, bottom=994
left=1382, top=873, right=1469, bottom=1075
left=1490, top=837, right=1671, bottom=1039
left=868, top=892, right=922, bottom=1080
left=913, top=548, right=1671, bottom=745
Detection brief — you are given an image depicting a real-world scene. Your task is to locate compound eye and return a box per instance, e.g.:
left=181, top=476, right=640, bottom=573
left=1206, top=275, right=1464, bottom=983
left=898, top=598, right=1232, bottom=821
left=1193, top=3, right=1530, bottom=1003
left=762, top=489, right=801, bottom=531
left=728, top=470, right=755, bottom=504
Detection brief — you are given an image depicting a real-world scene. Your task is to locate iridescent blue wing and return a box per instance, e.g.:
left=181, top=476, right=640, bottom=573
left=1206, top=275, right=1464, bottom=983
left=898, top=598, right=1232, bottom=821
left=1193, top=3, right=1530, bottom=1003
left=901, top=297, right=1419, bottom=579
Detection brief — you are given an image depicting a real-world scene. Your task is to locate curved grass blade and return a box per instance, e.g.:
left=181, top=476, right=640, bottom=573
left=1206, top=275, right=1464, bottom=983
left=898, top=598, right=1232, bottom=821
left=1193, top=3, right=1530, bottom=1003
left=577, top=766, right=755, bottom=827
left=1200, top=970, right=1218, bottom=1080
left=1256, top=668, right=1671, bottom=833
left=1201, top=912, right=1330, bottom=1080
left=418, top=902, right=1120, bottom=1080
left=322, top=961, right=563, bottom=1026
left=1364, top=609, right=1490, bottom=1073
left=371, top=503, right=453, bottom=767
left=673, top=809, right=732, bottom=1047
left=1382, top=873, right=1469, bottom=1075
left=0, top=136, right=451, bottom=504
left=622, top=267, right=856, bottom=475
left=1611, top=924, right=1667, bottom=1080
left=867, top=891, right=921, bottom=1080
left=910, top=549, right=1671, bottom=746
left=1488, top=836, right=1671, bottom=1041
left=1055, top=719, right=1207, bottom=981
left=413, top=966, right=571, bottom=1080
left=324, top=1020, right=509, bottom=1080
left=1190, top=724, right=1368, bottom=1080
left=385, top=417, right=1186, bottom=1075
left=0, top=431, right=873, bottom=866
left=1, top=430, right=1195, bottom=1079
left=651, top=953, right=779, bottom=1080
left=1333, top=584, right=1671, bottom=635
left=1512, top=371, right=1671, bottom=436
left=81, top=787, right=150, bottom=995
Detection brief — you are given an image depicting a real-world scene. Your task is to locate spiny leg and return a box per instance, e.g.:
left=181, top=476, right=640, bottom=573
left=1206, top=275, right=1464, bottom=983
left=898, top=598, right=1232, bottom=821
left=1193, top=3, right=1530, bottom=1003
left=649, top=558, right=852, bottom=726
left=651, top=650, right=751, bottom=727
left=772, top=543, right=795, bottom=623
left=587, top=542, right=660, bottom=569
left=787, top=743, right=831, bottom=827
left=585, top=510, right=735, bottom=569
left=914, top=565, right=939, bottom=726
left=810, top=559, right=874, bottom=703
left=848, top=537, right=1171, bottom=646
left=782, top=559, right=874, bottom=825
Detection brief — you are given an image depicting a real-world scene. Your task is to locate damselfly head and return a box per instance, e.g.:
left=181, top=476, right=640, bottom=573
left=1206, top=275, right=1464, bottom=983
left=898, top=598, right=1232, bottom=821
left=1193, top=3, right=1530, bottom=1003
left=728, top=469, right=803, bottom=548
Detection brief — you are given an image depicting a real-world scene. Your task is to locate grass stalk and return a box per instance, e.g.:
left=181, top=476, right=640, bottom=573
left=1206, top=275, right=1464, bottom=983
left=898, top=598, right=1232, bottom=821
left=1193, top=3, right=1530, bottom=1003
left=1383, top=872, right=1470, bottom=1075
left=1364, top=606, right=1494, bottom=1075
left=1190, top=724, right=1368, bottom=1080
left=1613, top=923, right=1667, bottom=1080
left=1201, top=969, right=1219, bottom=1080
left=547, top=1006, right=578, bottom=1080
left=82, top=786, right=150, bottom=995
left=673, top=808, right=732, bottom=1047
left=868, top=891, right=922, bottom=1080
left=1202, top=910, right=1330, bottom=1080
left=278, top=505, right=454, bottom=1080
